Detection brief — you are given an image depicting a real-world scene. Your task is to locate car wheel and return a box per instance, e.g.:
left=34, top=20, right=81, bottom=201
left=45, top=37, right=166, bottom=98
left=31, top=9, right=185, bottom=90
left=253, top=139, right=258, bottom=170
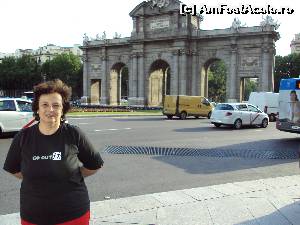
left=180, top=111, right=187, bottom=120
left=167, top=115, right=173, bottom=119
left=269, top=114, right=275, bottom=122
left=213, top=123, right=221, bottom=127
left=194, top=116, right=199, bottom=119
left=207, top=111, right=212, bottom=119
left=0, top=127, right=2, bottom=137
left=233, top=119, right=242, bottom=129
left=261, top=118, right=268, bottom=128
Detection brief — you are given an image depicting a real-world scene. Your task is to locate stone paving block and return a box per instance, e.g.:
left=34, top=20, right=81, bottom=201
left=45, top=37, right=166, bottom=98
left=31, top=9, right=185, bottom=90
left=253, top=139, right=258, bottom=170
left=206, top=196, right=256, bottom=225
left=240, top=189, right=277, bottom=199
left=241, top=197, right=291, bottom=225
left=182, top=186, right=225, bottom=201
left=233, top=179, right=270, bottom=192
left=91, top=199, right=129, bottom=219
left=0, top=213, right=20, bottom=225
left=91, top=208, right=158, bottom=225
left=209, top=183, right=249, bottom=196
left=156, top=201, right=213, bottom=225
left=109, top=195, right=163, bottom=213
left=151, top=190, right=196, bottom=206
left=262, top=176, right=300, bottom=189
left=270, top=185, right=300, bottom=200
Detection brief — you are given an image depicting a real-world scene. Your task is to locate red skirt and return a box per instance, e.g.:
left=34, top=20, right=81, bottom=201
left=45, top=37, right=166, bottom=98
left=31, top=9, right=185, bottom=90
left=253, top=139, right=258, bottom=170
left=21, top=210, right=90, bottom=225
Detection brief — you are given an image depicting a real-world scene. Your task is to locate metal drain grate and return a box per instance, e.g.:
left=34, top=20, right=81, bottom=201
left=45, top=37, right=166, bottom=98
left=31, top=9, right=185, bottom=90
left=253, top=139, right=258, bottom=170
left=104, top=146, right=299, bottom=160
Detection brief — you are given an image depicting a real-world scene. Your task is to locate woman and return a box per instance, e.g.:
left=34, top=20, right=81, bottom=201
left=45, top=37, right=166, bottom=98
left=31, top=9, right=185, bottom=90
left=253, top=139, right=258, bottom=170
left=3, top=79, right=104, bottom=225
left=288, top=90, right=300, bottom=124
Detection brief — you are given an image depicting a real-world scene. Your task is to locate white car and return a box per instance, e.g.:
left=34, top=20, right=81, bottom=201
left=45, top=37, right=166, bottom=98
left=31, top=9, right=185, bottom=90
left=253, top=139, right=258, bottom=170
left=210, top=103, right=269, bottom=129
left=0, top=98, right=33, bottom=135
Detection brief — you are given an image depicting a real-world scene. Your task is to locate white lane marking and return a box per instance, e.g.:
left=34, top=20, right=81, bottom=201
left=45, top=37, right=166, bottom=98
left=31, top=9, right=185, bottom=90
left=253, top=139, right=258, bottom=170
left=94, top=128, right=132, bottom=132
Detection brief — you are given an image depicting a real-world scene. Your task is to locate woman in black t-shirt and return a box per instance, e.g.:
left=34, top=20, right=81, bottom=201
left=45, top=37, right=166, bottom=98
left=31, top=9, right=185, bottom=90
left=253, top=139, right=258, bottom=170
left=3, top=79, right=104, bottom=225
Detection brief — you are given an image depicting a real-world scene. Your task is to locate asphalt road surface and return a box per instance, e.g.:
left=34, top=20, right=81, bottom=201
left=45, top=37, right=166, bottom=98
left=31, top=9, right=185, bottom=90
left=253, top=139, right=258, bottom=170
left=0, top=116, right=299, bottom=215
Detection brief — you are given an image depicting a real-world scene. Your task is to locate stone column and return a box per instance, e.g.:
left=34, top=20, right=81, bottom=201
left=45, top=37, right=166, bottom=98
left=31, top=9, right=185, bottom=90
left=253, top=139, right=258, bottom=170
left=228, top=46, right=238, bottom=102
left=191, top=51, right=198, bottom=96
left=138, top=52, right=145, bottom=105
left=129, top=54, right=138, bottom=105
left=261, top=45, right=274, bottom=92
left=171, top=50, right=179, bottom=95
left=179, top=49, right=187, bottom=95
left=100, top=55, right=108, bottom=105
left=82, top=52, right=88, bottom=97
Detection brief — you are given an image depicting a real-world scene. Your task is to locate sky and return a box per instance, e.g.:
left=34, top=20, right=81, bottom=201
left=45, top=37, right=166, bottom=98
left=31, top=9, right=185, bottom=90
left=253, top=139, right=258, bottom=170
left=0, top=0, right=299, bottom=56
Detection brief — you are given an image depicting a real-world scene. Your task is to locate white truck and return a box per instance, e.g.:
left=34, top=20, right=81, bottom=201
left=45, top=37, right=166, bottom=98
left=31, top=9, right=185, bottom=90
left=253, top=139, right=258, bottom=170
left=248, top=92, right=279, bottom=122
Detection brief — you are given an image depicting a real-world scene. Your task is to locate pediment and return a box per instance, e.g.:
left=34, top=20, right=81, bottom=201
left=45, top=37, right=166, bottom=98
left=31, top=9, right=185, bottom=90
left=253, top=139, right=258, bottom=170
left=129, top=0, right=181, bottom=17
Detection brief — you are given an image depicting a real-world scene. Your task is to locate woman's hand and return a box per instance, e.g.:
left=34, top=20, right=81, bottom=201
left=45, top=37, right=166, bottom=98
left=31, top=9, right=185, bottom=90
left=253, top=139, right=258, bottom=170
left=13, top=172, right=23, bottom=179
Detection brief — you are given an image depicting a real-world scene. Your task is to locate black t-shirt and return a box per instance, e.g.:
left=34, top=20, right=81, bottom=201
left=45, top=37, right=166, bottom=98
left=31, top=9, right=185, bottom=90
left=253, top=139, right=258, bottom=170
left=3, top=123, right=104, bottom=225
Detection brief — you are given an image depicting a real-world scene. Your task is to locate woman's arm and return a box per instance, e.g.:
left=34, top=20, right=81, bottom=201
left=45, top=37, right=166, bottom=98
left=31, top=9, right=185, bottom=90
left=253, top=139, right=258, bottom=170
left=80, top=167, right=99, bottom=178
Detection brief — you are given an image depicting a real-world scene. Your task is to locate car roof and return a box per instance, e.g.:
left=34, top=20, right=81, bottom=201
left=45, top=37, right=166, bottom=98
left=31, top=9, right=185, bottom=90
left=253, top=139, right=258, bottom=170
left=218, top=103, right=251, bottom=105
left=0, top=97, right=32, bottom=102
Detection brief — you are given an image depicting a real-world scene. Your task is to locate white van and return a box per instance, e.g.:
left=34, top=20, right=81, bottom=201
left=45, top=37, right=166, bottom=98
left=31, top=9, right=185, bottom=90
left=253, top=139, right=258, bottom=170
left=248, top=92, right=279, bottom=122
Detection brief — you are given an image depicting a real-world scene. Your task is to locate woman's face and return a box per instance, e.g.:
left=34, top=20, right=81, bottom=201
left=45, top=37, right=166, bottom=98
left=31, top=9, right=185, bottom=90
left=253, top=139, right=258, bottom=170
left=37, top=92, right=63, bottom=125
left=290, top=92, right=297, bottom=101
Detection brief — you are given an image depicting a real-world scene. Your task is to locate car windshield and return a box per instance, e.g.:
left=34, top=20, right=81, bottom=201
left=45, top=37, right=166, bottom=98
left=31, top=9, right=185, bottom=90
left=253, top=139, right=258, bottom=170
left=215, top=104, right=234, bottom=110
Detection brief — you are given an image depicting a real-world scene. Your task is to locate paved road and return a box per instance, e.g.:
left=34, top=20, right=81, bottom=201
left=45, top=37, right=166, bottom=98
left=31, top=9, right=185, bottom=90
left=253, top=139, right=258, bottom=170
left=0, top=116, right=299, bottom=215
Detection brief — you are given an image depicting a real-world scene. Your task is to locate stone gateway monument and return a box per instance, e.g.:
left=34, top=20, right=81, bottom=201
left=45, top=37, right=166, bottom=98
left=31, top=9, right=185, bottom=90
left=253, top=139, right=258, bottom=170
left=81, top=0, right=279, bottom=106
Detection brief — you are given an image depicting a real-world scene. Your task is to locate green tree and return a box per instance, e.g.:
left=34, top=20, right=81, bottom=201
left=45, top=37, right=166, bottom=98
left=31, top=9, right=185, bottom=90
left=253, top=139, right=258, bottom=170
left=208, top=60, right=227, bottom=102
left=41, top=53, right=82, bottom=98
left=0, top=55, right=42, bottom=91
left=244, top=78, right=258, bottom=101
left=274, top=53, right=300, bottom=92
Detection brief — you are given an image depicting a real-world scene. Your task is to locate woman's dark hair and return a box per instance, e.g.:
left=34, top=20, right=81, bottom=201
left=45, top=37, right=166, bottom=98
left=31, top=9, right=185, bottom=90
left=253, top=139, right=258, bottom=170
left=32, top=79, right=72, bottom=121
left=290, top=90, right=299, bottom=101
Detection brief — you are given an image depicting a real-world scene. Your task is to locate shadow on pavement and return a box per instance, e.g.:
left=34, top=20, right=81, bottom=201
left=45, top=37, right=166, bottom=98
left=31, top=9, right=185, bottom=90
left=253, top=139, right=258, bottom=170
left=235, top=200, right=300, bottom=225
left=149, top=138, right=300, bottom=174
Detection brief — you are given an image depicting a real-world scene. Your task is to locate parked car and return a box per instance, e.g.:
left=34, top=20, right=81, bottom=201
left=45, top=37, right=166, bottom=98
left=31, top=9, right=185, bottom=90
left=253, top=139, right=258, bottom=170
left=0, top=98, right=33, bottom=135
left=210, top=103, right=269, bottom=129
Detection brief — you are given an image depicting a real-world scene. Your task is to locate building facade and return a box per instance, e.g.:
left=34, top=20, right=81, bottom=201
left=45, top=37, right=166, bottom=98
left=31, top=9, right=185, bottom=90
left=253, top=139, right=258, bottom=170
left=81, top=0, right=279, bottom=106
left=1, top=44, right=82, bottom=64
left=291, top=33, right=300, bottom=54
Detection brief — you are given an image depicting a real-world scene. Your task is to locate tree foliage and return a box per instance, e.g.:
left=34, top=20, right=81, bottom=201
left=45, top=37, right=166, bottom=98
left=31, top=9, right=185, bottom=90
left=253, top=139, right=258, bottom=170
left=274, top=53, right=300, bottom=92
left=0, top=55, right=42, bottom=90
left=0, top=53, right=83, bottom=98
left=208, top=60, right=227, bottom=102
left=41, top=53, right=82, bottom=98
left=244, top=78, right=258, bottom=101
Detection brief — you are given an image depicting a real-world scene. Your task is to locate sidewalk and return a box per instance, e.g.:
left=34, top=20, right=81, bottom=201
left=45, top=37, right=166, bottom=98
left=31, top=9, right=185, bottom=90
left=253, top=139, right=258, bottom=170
left=1, top=175, right=300, bottom=225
